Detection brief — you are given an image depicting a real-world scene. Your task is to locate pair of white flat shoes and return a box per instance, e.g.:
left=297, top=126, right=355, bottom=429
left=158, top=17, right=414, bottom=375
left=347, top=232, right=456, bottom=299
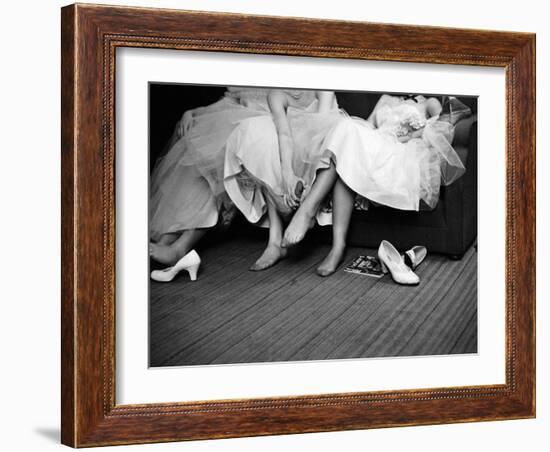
left=378, top=240, right=427, bottom=285
left=150, top=250, right=201, bottom=283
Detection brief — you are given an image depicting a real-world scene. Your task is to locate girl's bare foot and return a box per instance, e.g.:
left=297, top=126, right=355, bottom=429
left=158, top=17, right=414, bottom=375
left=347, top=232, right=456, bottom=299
left=281, top=208, right=315, bottom=247
left=149, top=242, right=179, bottom=265
left=316, top=244, right=346, bottom=277
left=250, top=244, right=288, bottom=271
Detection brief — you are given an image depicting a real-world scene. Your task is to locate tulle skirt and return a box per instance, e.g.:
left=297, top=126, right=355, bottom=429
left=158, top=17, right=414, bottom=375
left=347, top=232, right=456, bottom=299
left=224, top=115, right=282, bottom=226
left=149, top=96, right=271, bottom=241
left=288, top=103, right=346, bottom=196
left=224, top=100, right=345, bottom=225
left=324, top=116, right=466, bottom=212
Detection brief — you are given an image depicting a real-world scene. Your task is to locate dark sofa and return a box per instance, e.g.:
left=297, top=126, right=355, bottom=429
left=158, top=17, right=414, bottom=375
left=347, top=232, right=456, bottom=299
left=330, top=92, right=478, bottom=259
left=151, top=85, right=478, bottom=259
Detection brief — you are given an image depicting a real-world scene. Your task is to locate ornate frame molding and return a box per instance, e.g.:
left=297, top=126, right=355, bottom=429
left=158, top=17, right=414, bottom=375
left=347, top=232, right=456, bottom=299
left=61, top=4, right=535, bottom=447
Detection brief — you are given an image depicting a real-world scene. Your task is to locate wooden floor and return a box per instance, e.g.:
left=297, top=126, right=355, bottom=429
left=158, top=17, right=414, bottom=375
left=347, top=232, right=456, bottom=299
left=149, top=235, right=477, bottom=367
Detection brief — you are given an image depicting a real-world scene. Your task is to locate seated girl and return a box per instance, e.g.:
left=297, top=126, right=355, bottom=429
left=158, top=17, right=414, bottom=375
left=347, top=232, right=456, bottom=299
left=281, top=93, right=468, bottom=276
left=224, top=88, right=345, bottom=271
left=149, top=87, right=276, bottom=268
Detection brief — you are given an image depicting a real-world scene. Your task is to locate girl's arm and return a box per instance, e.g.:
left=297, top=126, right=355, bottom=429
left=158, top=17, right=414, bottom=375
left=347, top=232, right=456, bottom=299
left=366, top=94, right=393, bottom=126
left=316, top=90, right=335, bottom=113
left=268, top=90, right=301, bottom=207
left=268, top=90, right=293, bottom=173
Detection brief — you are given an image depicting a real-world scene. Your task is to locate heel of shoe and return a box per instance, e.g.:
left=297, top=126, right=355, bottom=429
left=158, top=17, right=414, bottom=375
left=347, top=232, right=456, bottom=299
left=380, top=259, right=388, bottom=274
left=186, top=264, right=200, bottom=281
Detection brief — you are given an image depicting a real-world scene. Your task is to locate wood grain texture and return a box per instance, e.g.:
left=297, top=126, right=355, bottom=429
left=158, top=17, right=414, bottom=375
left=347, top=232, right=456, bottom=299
left=60, top=5, right=76, bottom=446
left=149, top=237, right=477, bottom=366
left=61, top=3, right=536, bottom=447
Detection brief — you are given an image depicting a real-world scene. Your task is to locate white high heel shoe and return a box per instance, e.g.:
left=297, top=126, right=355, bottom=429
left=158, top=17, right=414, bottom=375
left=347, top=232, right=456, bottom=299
left=378, top=240, right=420, bottom=285
left=150, top=250, right=201, bottom=282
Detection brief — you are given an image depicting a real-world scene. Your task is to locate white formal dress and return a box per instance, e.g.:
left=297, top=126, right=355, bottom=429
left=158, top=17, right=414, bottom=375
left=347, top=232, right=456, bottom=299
left=224, top=89, right=344, bottom=225
left=149, top=87, right=273, bottom=241
left=324, top=95, right=466, bottom=213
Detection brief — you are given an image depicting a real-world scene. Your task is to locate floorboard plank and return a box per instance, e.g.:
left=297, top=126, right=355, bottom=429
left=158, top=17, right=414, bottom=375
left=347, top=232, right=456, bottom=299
left=214, top=253, right=380, bottom=364
left=149, top=236, right=478, bottom=366
left=401, top=251, right=477, bottom=356
left=151, top=237, right=326, bottom=365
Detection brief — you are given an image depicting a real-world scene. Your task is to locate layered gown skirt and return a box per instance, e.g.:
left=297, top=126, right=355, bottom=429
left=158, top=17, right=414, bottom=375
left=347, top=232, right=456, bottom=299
left=324, top=115, right=466, bottom=212
left=149, top=93, right=272, bottom=241
left=224, top=98, right=345, bottom=226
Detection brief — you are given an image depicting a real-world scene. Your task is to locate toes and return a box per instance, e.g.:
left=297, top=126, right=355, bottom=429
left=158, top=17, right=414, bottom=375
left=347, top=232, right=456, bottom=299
left=316, top=268, right=332, bottom=277
left=250, top=256, right=268, bottom=271
left=316, top=263, right=335, bottom=277
left=250, top=260, right=269, bottom=272
left=283, top=239, right=293, bottom=248
left=282, top=233, right=299, bottom=248
left=250, top=247, right=285, bottom=271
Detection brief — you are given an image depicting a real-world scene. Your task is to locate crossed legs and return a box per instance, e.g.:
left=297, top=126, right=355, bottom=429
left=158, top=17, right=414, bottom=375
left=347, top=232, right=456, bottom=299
left=251, top=161, right=355, bottom=276
left=150, top=228, right=208, bottom=266
left=150, top=163, right=355, bottom=275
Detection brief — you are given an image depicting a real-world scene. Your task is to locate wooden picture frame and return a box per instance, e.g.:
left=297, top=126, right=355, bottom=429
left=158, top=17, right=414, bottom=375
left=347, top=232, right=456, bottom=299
left=61, top=3, right=535, bottom=447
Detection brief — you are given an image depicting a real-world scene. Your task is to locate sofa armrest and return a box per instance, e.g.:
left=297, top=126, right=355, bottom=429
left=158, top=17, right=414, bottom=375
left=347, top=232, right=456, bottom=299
left=440, top=117, right=478, bottom=256
left=447, top=114, right=477, bottom=171
left=453, top=114, right=477, bottom=147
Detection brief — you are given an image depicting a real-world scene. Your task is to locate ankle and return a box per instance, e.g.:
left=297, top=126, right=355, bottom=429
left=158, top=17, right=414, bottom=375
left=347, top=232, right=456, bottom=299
left=267, top=230, right=283, bottom=246
left=297, top=199, right=319, bottom=219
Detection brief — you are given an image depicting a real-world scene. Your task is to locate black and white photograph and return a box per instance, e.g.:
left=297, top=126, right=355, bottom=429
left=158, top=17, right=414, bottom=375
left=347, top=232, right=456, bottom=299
left=148, top=84, right=478, bottom=367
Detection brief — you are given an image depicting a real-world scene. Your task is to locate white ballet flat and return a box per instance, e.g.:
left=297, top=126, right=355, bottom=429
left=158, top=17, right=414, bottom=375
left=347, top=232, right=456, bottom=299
left=378, top=240, right=420, bottom=285
left=403, top=245, right=427, bottom=270
left=150, top=250, right=201, bottom=282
